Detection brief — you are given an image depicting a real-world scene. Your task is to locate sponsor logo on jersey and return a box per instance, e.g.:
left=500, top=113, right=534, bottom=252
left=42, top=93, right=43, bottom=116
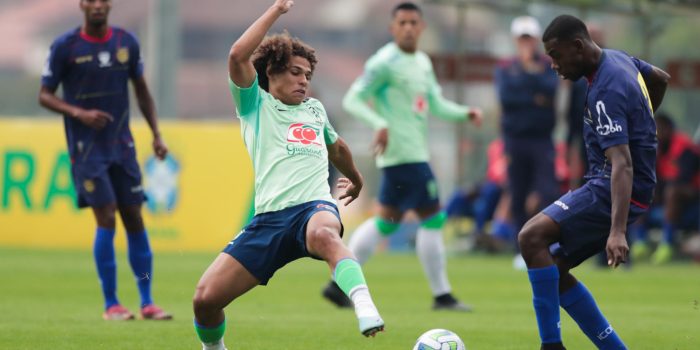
left=554, top=200, right=569, bottom=211
left=287, top=123, right=321, bottom=146
left=75, top=55, right=93, bottom=64
left=413, top=94, right=428, bottom=114
left=594, top=100, right=623, bottom=135
left=98, top=51, right=112, bottom=68
left=116, top=47, right=129, bottom=64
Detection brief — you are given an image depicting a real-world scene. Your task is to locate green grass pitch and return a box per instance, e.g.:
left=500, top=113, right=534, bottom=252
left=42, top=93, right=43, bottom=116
left=1, top=247, right=698, bottom=349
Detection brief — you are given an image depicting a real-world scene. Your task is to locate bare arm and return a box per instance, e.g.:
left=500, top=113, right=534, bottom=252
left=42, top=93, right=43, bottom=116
left=38, top=85, right=113, bottom=129
left=644, top=66, right=670, bottom=111
left=327, top=138, right=363, bottom=205
left=604, top=144, right=633, bottom=268
left=228, top=0, right=293, bottom=87
left=132, top=75, right=167, bottom=160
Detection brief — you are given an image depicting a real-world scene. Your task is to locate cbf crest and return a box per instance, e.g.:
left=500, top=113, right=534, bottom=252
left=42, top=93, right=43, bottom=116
left=116, top=47, right=129, bottom=64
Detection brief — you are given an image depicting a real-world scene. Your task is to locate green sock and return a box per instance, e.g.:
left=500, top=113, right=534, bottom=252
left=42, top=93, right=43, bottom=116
left=334, top=258, right=367, bottom=295
left=194, top=318, right=226, bottom=344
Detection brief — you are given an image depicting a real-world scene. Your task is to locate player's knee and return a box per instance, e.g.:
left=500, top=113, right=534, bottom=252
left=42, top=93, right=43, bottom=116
left=518, top=220, right=548, bottom=253
left=308, top=226, right=341, bottom=252
left=375, top=217, right=400, bottom=236
left=95, top=210, right=117, bottom=228
left=193, top=284, right=219, bottom=316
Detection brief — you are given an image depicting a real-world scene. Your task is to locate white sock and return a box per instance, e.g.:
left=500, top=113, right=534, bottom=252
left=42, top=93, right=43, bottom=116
left=349, top=285, right=380, bottom=318
left=416, top=227, right=451, bottom=296
left=202, top=338, right=227, bottom=350
left=347, top=218, right=382, bottom=264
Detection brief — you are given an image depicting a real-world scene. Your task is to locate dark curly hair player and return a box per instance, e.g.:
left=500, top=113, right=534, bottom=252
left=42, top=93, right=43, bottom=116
left=191, top=1, right=384, bottom=349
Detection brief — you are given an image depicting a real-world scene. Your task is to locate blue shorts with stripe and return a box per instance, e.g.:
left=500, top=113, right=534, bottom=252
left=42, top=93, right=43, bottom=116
left=542, top=179, right=650, bottom=267
left=379, top=162, right=440, bottom=212
left=222, top=200, right=342, bottom=285
left=71, top=157, right=145, bottom=209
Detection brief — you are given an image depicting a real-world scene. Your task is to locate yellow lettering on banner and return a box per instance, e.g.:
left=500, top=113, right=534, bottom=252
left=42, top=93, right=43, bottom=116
left=0, top=118, right=254, bottom=252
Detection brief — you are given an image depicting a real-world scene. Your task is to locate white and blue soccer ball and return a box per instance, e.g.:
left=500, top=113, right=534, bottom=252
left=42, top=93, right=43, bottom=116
left=413, top=329, right=466, bottom=350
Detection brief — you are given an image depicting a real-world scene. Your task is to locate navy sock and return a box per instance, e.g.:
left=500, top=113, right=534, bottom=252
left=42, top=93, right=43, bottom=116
left=661, top=222, right=675, bottom=245
left=94, top=227, right=118, bottom=309
left=527, top=265, right=561, bottom=344
left=560, top=282, right=626, bottom=349
left=127, top=230, right=153, bottom=307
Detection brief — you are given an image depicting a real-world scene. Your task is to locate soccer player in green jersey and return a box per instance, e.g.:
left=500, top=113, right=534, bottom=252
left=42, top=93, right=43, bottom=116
left=192, top=1, right=383, bottom=349
left=322, top=2, right=482, bottom=311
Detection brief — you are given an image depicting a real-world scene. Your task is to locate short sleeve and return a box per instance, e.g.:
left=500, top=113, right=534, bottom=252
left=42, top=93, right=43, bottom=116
left=229, top=74, right=262, bottom=119
left=128, top=33, right=144, bottom=79
left=631, top=56, right=653, bottom=77
left=591, top=88, right=629, bottom=150
left=41, top=40, right=68, bottom=90
left=324, top=119, right=339, bottom=145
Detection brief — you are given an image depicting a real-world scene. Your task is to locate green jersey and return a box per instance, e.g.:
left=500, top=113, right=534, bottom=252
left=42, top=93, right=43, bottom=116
left=343, top=42, right=471, bottom=168
left=229, top=76, right=338, bottom=215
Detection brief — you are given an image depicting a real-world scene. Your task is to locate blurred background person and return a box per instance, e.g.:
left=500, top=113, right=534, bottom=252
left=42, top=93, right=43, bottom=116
left=631, top=113, right=700, bottom=264
left=494, top=16, right=559, bottom=269
left=38, top=0, right=171, bottom=321
left=322, top=2, right=482, bottom=312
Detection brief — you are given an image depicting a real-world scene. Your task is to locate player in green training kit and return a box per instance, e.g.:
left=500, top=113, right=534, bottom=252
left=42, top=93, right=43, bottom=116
left=192, top=1, right=384, bottom=349
left=322, top=2, right=482, bottom=311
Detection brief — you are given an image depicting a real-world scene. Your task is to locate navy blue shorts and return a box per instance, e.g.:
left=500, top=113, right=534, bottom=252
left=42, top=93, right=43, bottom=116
left=379, top=162, right=440, bottom=212
left=71, top=157, right=145, bottom=209
left=542, top=180, right=649, bottom=267
left=222, top=200, right=342, bottom=285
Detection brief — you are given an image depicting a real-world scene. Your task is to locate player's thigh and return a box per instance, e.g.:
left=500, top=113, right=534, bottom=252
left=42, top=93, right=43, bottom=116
left=72, top=161, right=117, bottom=210
left=305, top=209, right=344, bottom=259
left=195, top=253, right=259, bottom=309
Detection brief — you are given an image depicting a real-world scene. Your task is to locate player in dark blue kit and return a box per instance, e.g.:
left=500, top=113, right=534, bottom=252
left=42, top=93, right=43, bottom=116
left=518, top=15, right=670, bottom=349
left=38, top=0, right=171, bottom=321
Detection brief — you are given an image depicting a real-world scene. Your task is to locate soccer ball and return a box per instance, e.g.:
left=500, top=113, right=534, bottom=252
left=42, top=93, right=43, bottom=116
left=413, top=329, right=466, bottom=350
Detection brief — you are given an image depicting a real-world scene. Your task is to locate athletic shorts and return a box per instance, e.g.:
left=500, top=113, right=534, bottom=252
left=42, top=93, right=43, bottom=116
left=378, top=162, right=440, bottom=212
left=542, top=179, right=650, bottom=267
left=71, top=157, right=145, bottom=209
left=222, top=200, right=342, bottom=285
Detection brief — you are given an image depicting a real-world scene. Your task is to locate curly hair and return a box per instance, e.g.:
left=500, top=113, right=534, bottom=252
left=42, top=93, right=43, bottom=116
left=252, top=31, right=317, bottom=92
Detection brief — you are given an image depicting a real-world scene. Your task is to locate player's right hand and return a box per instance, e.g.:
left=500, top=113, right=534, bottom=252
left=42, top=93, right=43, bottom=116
left=75, top=109, right=114, bottom=130
left=273, top=0, right=294, bottom=14
left=606, top=232, right=629, bottom=268
left=372, top=128, right=388, bottom=156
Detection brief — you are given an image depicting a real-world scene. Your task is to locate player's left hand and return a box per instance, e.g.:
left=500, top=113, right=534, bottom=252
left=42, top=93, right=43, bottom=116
left=605, top=232, right=629, bottom=268
left=467, top=108, right=483, bottom=127
left=336, top=177, right=361, bottom=206
left=152, top=135, right=168, bottom=160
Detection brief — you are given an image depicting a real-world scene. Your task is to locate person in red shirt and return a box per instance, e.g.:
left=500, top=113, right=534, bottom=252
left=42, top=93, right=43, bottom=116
left=631, top=113, right=700, bottom=263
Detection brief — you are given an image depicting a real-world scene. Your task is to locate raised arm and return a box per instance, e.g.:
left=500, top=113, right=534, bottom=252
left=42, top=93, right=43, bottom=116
left=228, top=0, right=293, bottom=87
left=327, top=138, right=363, bottom=206
left=604, top=144, right=633, bottom=268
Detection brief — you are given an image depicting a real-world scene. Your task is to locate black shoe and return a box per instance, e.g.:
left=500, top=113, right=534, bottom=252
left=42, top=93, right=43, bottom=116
left=432, top=293, right=473, bottom=312
left=322, top=281, right=353, bottom=308
left=540, top=342, right=566, bottom=350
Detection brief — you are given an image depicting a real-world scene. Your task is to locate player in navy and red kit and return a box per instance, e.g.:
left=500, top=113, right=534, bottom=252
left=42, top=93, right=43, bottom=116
left=39, top=0, right=171, bottom=321
left=518, top=15, right=669, bottom=349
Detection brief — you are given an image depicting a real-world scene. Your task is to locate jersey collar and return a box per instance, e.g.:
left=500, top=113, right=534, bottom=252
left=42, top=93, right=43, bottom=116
left=80, top=27, right=113, bottom=43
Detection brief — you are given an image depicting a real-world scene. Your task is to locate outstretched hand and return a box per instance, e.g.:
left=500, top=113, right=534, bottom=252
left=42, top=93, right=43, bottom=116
left=336, top=178, right=361, bottom=206
left=273, top=0, right=294, bottom=13
left=606, top=233, right=629, bottom=268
